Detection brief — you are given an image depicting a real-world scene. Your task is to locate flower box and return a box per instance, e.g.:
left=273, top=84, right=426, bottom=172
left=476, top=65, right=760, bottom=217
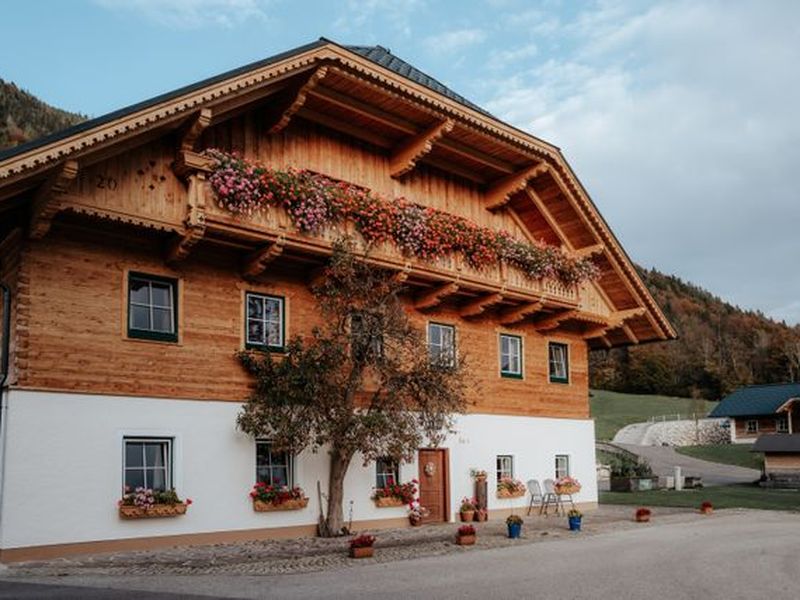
left=119, top=503, right=188, bottom=519
left=253, top=497, right=309, bottom=512
left=374, top=496, right=405, bottom=508
left=350, top=546, right=374, bottom=559
left=456, top=534, right=476, bottom=546
left=496, top=488, right=526, bottom=499
left=555, top=484, right=581, bottom=495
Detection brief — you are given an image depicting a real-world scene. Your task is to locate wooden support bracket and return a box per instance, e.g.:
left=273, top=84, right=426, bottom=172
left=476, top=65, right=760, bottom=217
left=391, top=263, right=413, bottom=284
left=460, top=292, right=504, bottom=318
left=414, top=281, right=460, bottom=310
left=390, top=119, right=454, bottom=179
left=269, top=66, right=329, bottom=134
left=166, top=172, right=208, bottom=263
left=243, top=236, right=286, bottom=279
left=573, top=244, right=604, bottom=259
left=534, top=309, right=577, bottom=332
left=485, top=162, right=549, bottom=211
left=172, top=110, right=213, bottom=180
left=498, top=300, right=544, bottom=325
left=29, top=160, right=79, bottom=239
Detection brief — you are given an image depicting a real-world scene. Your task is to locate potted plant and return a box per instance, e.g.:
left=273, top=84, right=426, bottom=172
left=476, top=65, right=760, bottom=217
left=349, top=534, right=376, bottom=559
left=474, top=507, right=488, bottom=522
left=118, top=487, right=192, bottom=519
left=372, top=480, right=417, bottom=508
left=408, top=501, right=428, bottom=526
left=460, top=497, right=477, bottom=522
left=555, top=476, right=582, bottom=496
left=700, top=501, right=713, bottom=515
left=249, top=483, right=309, bottom=512
left=635, top=507, right=651, bottom=523
left=496, top=477, right=527, bottom=499
left=567, top=508, right=582, bottom=531
left=609, top=455, right=659, bottom=492
left=506, top=514, right=523, bottom=538
left=456, top=524, right=476, bottom=546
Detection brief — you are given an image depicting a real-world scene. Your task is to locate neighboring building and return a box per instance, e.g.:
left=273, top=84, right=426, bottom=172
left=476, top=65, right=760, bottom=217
left=0, top=39, right=675, bottom=561
left=752, top=434, right=800, bottom=487
left=710, top=383, right=800, bottom=443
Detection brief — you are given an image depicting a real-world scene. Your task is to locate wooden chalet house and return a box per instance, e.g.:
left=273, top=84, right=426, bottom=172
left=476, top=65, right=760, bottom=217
left=0, top=39, right=675, bottom=561
left=710, top=383, right=800, bottom=443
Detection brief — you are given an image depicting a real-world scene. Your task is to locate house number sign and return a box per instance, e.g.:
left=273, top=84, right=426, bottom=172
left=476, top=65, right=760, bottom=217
left=424, top=462, right=436, bottom=477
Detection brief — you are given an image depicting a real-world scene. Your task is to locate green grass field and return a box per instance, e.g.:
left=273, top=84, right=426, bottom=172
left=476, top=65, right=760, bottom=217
left=676, top=444, right=763, bottom=471
left=590, top=389, right=717, bottom=441
left=600, top=484, right=799, bottom=511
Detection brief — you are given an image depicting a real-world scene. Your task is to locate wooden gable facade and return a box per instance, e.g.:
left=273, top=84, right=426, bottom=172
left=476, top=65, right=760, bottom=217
left=0, top=39, right=675, bottom=419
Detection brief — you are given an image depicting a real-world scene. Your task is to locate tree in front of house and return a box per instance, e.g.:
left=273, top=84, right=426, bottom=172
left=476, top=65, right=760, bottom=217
left=237, top=240, right=471, bottom=536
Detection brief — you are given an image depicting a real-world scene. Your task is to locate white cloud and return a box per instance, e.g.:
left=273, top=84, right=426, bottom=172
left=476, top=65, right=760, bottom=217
left=93, top=0, right=270, bottom=28
left=423, top=28, right=487, bottom=55
left=333, top=0, right=425, bottom=37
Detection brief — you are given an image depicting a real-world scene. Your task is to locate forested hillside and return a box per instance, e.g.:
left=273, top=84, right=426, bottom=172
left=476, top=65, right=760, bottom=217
left=0, top=78, right=85, bottom=148
left=590, top=268, right=800, bottom=400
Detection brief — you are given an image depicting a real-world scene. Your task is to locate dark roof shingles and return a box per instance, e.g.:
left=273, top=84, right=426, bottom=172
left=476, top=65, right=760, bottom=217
left=753, top=433, right=800, bottom=453
left=709, top=383, right=800, bottom=418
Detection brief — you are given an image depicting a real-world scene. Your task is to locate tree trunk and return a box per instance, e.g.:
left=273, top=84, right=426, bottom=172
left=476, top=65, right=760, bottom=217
left=320, top=447, right=352, bottom=537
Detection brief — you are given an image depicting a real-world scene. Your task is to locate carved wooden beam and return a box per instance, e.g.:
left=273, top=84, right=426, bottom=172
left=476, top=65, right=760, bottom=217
left=307, top=266, right=328, bottom=290
left=29, top=160, right=79, bottom=239
left=534, top=309, right=577, bottom=332
left=485, top=162, right=549, bottom=211
left=596, top=335, right=613, bottom=349
left=498, top=301, right=544, bottom=325
left=391, top=263, right=412, bottom=284
left=610, top=307, right=647, bottom=327
left=460, top=292, right=504, bottom=318
left=269, top=67, right=329, bottom=134
left=414, top=281, right=460, bottom=310
left=166, top=173, right=208, bottom=263
left=172, top=110, right=213, bottom=180
left=390, top=119, right=453, bottom=179
left=179, top=108, right=212, bottom=152
left=582, top=323, right=611, bottom=340
left=242, top=237, right=285, bottom=279
left=524, top=187, right=574, bottom=251
left=574, top=244, right=604, bottom=259
left=621, top=324, right=640, bottom=345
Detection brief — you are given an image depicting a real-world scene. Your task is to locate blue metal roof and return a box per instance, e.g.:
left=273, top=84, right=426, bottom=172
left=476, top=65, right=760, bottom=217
left=709, top=383, right=800, bottom=418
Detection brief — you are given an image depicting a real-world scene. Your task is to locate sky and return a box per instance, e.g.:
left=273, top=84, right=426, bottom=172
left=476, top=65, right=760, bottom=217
left=2, top=0, right=799, bottom=324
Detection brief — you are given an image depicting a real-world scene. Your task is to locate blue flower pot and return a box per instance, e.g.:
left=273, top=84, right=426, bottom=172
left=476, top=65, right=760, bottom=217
left=568, top=516, right=582, bottom=531
left=507, top=522, right=522, bottom=538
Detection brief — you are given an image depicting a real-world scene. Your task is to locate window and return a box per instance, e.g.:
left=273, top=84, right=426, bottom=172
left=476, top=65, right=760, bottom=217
left=376, top=457, right=399, bottom=488
left=256, top=441, right=293, bottom=487
left=123, top=438, right=172, bottom=491
left=128, top=273, right=178, bottom=342
left=746, top=419, right=759, bottom=434
left=351, top=312, right=383, bottom=361
left=777, top=416, right=789, bottom=433
left=428, top=323, right=456, bottom=368
left=548, top=342, right=569, bottom=384
left=246, top=293, right=284, bottom=350
left=499, top=334, right=523, bottom=378
left=555, top=455, right=571, bottom=479
left=496, top=455, right=514, bottom=481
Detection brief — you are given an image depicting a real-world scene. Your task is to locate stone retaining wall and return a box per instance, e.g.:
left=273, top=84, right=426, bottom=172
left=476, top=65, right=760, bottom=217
left=614, top=418, right=728, bottom=447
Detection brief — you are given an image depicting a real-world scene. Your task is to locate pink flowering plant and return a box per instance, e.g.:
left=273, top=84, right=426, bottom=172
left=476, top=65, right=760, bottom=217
left=497, top=477, right=527, bottom=495
left=372, top=479, right=418, bottom=504
left=119, top=486, right=190, bottom=509
left=249, top=482, right=307, bottom=505
left=205, top=149, right=599, bottom=286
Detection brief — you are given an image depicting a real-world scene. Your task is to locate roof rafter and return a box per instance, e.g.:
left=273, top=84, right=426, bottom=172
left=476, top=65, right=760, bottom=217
left=390, top=119, right=453, bottom=178
left=485, top=162, right=549, bottom=211
left=460, top=292, right=504, bottom=318
left=242, top=236, right=285, bottom=279
left=498, top=300, right=544, bottom=325
left=534, top=309, right=577, bottom=332
left=524, top=187, right=574, bottom=251
left=268, top=66, right=329, bottom=134
left=415, top=281, right=460, bottom=310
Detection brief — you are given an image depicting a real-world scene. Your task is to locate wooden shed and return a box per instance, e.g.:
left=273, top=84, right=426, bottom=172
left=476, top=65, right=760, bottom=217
left=753, top=434, right=800, bottom=488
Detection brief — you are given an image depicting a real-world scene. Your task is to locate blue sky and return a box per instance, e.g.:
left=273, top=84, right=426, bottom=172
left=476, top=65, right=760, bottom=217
left=3, top=0, right=799, bottom=324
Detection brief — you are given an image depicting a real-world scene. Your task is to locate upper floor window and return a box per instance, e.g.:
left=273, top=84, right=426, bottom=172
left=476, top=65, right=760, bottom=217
left=246, top=293, right=284, bottom=351
left=351, top=312, right=384, bottom=361
left=428, top=323, right=456, bottom=368
left=123, top=437, right=172, bottom=491
left=555, top=454, right=571, bottom=479
left=776, top=415, right=789, bottom=433
left=499, top=334, right=523, bottom=378
left=746, top=419, right=759, bottom=434
left=376, top=457, right=399, bottom=488
left=548, top=342, right=569, bottom=383
left=497, top=455, right=514, bottom=480
left=256, top=440, right=293, bottom=487
left=128, top=273, right=178, bottom=342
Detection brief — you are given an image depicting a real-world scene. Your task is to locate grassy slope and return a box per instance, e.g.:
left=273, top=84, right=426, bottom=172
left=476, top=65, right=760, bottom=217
left=676, top=444, right=762, bottom=471
left=600, top=485, right=798, bottom=511
left=590, top=389, right=718, bottom=441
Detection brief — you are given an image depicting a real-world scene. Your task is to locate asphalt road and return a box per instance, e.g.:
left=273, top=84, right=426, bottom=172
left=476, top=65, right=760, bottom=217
left=3, top=510, right=799, bottom=599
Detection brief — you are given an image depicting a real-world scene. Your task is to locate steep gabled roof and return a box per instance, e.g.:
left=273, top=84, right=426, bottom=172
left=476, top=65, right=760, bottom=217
left=709, top=383, right=800, bottom=418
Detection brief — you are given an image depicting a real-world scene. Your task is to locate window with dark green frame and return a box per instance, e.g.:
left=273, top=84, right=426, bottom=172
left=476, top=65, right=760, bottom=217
left=245, top=293, right=285, bottom=351
left=499, top=334, right=523, bottom=378
left=127, top=273, right=178, bottom=342
left=548, top=342, right=569, bottom=383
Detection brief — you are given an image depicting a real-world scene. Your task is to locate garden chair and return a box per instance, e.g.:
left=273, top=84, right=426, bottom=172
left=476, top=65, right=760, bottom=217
left=541, top=478, right=562, bottom=515
left=526, top=479, right=544, bottom=515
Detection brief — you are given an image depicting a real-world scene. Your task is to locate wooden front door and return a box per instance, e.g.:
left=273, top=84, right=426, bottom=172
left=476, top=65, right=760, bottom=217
left=418, top=448, right=449, bottom=523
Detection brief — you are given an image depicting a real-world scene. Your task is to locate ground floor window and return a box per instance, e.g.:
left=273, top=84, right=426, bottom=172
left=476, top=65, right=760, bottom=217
left=496, top=455, right=514, bottom=480
left=123, top=438, right=172, bottom=491
left=256, top=441, right=293, bottom=487
left=555, top=454, right=571, bottom=479
left=746, top=419, right=759, bottom=434
left=777, top=415, right=789, bottom=433
left=375, top=457, right=399, bottom=488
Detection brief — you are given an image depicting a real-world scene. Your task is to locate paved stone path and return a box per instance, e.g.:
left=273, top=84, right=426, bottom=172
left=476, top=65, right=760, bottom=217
left=618, top=443, right=760, bottom=485
left=4, top=506, right=699, bottom=579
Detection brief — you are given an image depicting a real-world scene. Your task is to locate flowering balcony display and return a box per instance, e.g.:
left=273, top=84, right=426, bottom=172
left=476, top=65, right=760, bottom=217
left=496, top=477, right=527, bottom=498
left=205, top=150, right=599, bottom=287
left=371, top=480, right=418, bottom=508
left=249, top=483, right=309, bottom=512
left=118, top=487, right=192, bottom=519
left=554, top=476, right=582, bottom=495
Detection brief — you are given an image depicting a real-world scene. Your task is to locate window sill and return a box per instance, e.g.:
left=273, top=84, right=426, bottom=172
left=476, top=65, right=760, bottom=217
left=128, top=329, right=178, bottom=344
left=549, top=378, right=570, bottom=385
left=501, top=372, right=523, bottom=380
left=245, top=343, right=286, bottom=353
